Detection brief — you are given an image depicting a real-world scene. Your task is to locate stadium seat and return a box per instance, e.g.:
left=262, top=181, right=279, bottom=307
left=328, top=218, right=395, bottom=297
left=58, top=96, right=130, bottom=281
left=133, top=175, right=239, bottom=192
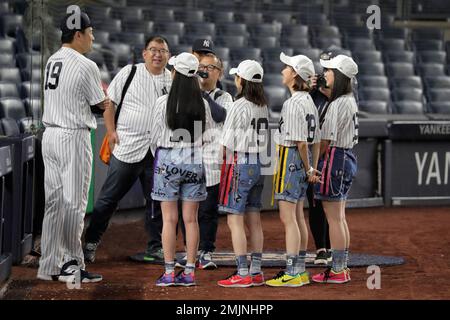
left=85, top=6, right=112, bottom=21
left=0, top=98, right=26, bottom=120
left=412, top=29, right=443, bottom=41
left=378, top=39, right=407, bottom=52
left=20, top=81, right=41, bottom=99
left=235, top=12, right=263, bottom=24
left=347, top=38, right=377, bottom=52
left=171, top=45, right=191, bottom=55
left=145, top=8, right=175, bottom=22
left=417, top=63, right=446, bottom=77
left=282, top=37, right=310, bottom=49
left=263, top=74, right=283, bottom=86
left=264, top=12, right=293, bottom=24
left=358, top=76, right=389, bottom=88
left=390, top=76, right=423, bottom=90
left=122, top=20, right=154, bottom=35
left=106, top=43, right=131, bottom=67
left=314, top=38, right=342, bottom=50
left=230, top=48, right=261, bottom=62
left=213, top=47, right=230, bottom=61
left=417, top=51, right=447, bottom=64
left=1, top=117, right=20, bottom=136
left=262, top=48, right=294, bottom=61
left=0, top=82, right=19, bottom=98
left=0, top=14, right=23, bottom=37
left=331, top=14, right=362, bottom=28
left=160, top=34, right=179, bottom=47
left=311, top=26, right=340, bottom=38
left=353, top=51, right=382, bottom=63
left=156, top=22, right=185, bottom=37
left=21, top=69, right=43, bottom=82
left=207, top=11, right=234, bottom=23
left=392, top=88, right=424, bottom=102
left=0, top=38, right=14, bottom=53
left=424, top=76, right=450, bottom=90
left=100, top=19, right=122, bottom=33
left=428, top=101, right=450, bottom=114
left=281, top=25, right=309, bottom=38
left=376, top=27, right=409, bottom=39
left=248, top=24, right=281, bottom=37
left=100, top=70, right=111, bottom=85
left=384, top=51, right=415, bottom=64
left=0, top=53, right=14, bottom=67
left=16, top=53, right=43, bottom=70
left=85, top=50, right=106, bottom=69
left=186, top=22, right=215, bottom=36
left=358, top=101, right=389, bottom=114
left=358, top=63, right=386, bottom=76
left=0, top=2, right=10, bottom=14
left=342, top=26, right=373, bottom=39
left=217, top=23, right=248, bottom=37
left=413, top=40, right=443, bottom=51
left=386, top=62, right=415, bottom=77
left=113, top=7, right=143, bottom=21
left=23, top=98, right=42, bottom=118
left=92, top=30, right=110, bottom=46
left=295, top=48, right=321, bottom=61
left=0, top=67, right=21, bottom=83
left=360, top=88, right=391, bottom=102
left=298, top=13, right=329, bottom=26
left=394, top=101, right=425, bottom=114
left=265, top=86, right=287, bottom=112
left=427, top=89, right=450, bottom=102
left=263, top=61, right=284, bottom=74
left=175, top=10, right=204, bottom=23
left=252, top=36, right=278, bottom=48
left=111, top=32, right=145, bottom=47
left=217, top=35, right=246, bottom=48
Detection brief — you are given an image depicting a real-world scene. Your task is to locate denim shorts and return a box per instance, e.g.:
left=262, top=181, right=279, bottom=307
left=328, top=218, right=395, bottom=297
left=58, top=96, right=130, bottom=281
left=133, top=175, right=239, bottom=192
left=314, top=147, right=357, bottom=201
left=273, top=145, right=308, bottom=203
left=151, top=147, right=207, bottom=202
left=218, top=152, right=264, bottom=215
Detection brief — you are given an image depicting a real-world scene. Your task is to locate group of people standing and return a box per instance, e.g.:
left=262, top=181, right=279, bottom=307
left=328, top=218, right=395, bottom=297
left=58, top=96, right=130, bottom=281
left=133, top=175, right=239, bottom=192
left=36, top=12, right=359, bottom=288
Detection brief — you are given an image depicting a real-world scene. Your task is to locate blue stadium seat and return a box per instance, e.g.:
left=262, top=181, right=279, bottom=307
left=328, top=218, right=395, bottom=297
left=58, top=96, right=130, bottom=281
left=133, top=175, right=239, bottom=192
left=266, top=86, right=288, bottom=113
left=0, top=53, right=14, bottom=67
left=282, top=37, right=311, bottom=49
left=358, top=63, right=386, bottom=76
left=248, top=24, right=281, bottom=37
left=213, top=47, right=230, bottom=61
left=353, top=51, right=382, bottom=63
left=392, top=88, right=424, bottom=102
left=429, top=101, right=450, bottom=114
left=281, top=25, right=309, bottom=39
left=20, top=69, right=42, bottom=82
left=263, top=74, right=283, bottom=86
left=145, top=8, right=175, bottom=22
left=0, top=82, right=19, bottom=98
left=23, top=98, right=42, bottom=118
left=263, top=61, right=284, bottom=74
left=347, top=38, right=377, bottom=52
left=295, top=48, right=321, bottom=61
left=417, top=51, right=447, bottom=64
left=262, top=48, right=294, bottom=61
left=314, top=38, right=342, bottom=50
left=230, top=48, right=261, bottom=62
left=186, top=22, right=215, bottom=36
left=251, top=36, right=278, bottom=48
left=235, top=12, right=263, bottom=24
left=112, top=7, right=143, bottom=21
left=100, top=19, right=122, bottom=33
left=424, top=76, right=450, bottom=90
left=358, top=101, right=390, bottom=114
left=390, top=76, right=423, bottom=90
left=85, top=6, right=112, bottom=22
left=111, top=32, right=145, bottom=47
left=160, top=34, right=179, bottom=47
left=417, top=63, right=446, bottom=77
left=360, top=88, right=391, bottom=102
left=1, top=117, right=20, bottom=136
left=122, top=20, right=154, bottom=35
left=92, top=30, right=110, bottom=46
left=156, top=22, right=185, bottom=37
left=217, top=35, right=246, bottom=48
left=394, top=101, right=425, bottom=114
left=412, top=29, right=444, bottom=41
left=207, top=11, right=234, bottom=23
left=384, top=51, right=415, bottom=64
left=175, top=10, right=204, bottom=23
left=85, top=50, right=106, bottom=69
left=0, top=14, right=23, bottom=37
left=100, top=70, right=111, bottom=85
left=358, top=76, right=389, bottom=88
left=386, top=62, right=415, bottom=77
left=0, top=67, right=20, bottom=83
left=0, top=98, right=26, bottom=120
left=413, top=40, right=443, bottom=51
left=0, top=38, right=15, bottom=54
left=378, top=39, right=407, bottom=52
left=217, top=23, right=248, bottom=37
left=264, top=12, right=293, bottom=24
left=427, top=89, right=450, bottom=102
left=376, top=27, right=409, bottom=40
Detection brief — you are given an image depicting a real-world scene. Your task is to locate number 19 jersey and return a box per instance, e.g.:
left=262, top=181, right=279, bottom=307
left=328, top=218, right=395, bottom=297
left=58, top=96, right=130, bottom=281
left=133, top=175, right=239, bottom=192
left=221, top=97, right=269, bottom=154
left=42, top=47, right=105, bottom=130
left=274, top=91, right=321, bottom=147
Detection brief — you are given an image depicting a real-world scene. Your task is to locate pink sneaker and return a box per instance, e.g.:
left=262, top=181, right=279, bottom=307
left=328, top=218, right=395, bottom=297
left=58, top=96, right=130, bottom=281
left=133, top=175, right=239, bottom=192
left=312, top=268, right=349, bottom=284
left=251, top=273, right=265, bottom=286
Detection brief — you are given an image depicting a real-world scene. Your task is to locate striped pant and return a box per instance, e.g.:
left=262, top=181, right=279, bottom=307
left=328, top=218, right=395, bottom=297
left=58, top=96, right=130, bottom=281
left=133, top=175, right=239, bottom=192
left=38, top=127, right=92, bottom=276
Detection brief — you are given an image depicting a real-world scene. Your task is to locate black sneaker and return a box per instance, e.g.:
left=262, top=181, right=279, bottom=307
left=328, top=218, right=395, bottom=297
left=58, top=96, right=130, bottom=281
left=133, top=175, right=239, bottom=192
left=58, top=260, right=102, bottom=283
left=314, top=249, right=332, bottom=265
left=83, top=242, right=99, bottom=263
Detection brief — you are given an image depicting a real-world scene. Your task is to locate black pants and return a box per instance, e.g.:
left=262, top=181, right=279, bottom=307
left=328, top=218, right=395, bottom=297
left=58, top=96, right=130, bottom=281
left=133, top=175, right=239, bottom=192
left=84, top=149, right=163, bottom=252
left=306, top=184, right=331, bottom=250
left=180, top=184, right=220, bottom=252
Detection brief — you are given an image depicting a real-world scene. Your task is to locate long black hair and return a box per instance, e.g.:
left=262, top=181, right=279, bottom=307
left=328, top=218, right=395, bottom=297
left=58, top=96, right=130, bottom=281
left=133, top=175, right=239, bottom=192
left=166, top=71, right=205, bottom=141
left=330, top=69, right=352, bottom=102
left=235, top=78, right=268, bottom=107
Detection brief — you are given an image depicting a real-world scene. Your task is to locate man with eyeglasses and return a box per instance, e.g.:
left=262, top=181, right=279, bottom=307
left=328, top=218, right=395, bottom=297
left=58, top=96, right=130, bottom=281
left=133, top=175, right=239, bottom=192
left=177, top=53, right=233, bottom=270
left=83, top=36, right=172, bottom=264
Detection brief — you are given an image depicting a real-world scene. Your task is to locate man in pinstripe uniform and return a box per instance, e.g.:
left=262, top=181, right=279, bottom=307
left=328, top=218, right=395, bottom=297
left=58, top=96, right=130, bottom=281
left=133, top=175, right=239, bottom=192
left=37, top=12, right=108, bottom=283
left=83, top=36, right=172, bottom=263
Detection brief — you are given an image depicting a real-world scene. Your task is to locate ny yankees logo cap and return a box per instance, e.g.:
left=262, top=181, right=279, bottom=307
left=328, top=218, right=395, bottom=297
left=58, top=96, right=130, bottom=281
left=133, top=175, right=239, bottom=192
left=169, top=52, right=199, bottom=77
left=280, top=52, right=315, bottom=82
left=229, top=60, right=264, bottom=83
left=320, top=55, right=358, bottom=79
left=192, top=38, right=215, bottom=54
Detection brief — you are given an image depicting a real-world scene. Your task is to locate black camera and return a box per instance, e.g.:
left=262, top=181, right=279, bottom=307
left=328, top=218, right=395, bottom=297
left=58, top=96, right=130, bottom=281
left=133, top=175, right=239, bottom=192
left=197, top=70, right=209, bottom=79
left=316, top=74, right=327, bottom=88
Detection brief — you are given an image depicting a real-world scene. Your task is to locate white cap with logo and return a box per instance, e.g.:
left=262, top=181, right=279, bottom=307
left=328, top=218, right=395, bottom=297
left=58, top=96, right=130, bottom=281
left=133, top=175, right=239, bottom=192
left=280, top=52, right=315, bottom=82
left=229, top=60, right=264, bottom=83
left=168, top=52, right=199, bottom=77
left=320, top=54, right=358, bottom=78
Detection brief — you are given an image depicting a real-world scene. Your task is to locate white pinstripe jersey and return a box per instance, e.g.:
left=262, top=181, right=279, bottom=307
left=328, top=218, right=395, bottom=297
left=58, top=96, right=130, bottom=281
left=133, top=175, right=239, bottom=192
left=42, top=47, right=105, bottom=129
left=221, top=97, right=269, bottom=153
left=203, top=88, right=233, bottom=186
left=149, top=95, right=214, bottom=149
left=107, top=63, right=172, bottom=163
left=321, top=93, right=359, bottom=149
left=274, top=91, right=321, bottom=147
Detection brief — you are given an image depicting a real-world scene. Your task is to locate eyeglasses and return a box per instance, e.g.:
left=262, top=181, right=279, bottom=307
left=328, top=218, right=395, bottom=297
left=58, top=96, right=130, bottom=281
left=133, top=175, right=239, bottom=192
left=146, top=47, right=169, bottom=55
left=198, top=64, right=221, bottom=71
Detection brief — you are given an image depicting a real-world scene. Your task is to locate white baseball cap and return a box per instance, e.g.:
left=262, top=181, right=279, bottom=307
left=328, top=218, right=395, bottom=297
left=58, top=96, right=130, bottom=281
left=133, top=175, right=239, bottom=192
left=168, top=52, right=199, bottom=77
left=280, top=52, right=315, bottom=82
left=229, top=60, right=264, bottom=83
left=320, top=54, right=358, bottom=78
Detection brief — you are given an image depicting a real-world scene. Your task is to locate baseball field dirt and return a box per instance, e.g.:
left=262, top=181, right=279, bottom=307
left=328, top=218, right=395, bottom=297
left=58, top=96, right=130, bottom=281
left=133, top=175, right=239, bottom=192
left=2, top=206, right=450, bottom=300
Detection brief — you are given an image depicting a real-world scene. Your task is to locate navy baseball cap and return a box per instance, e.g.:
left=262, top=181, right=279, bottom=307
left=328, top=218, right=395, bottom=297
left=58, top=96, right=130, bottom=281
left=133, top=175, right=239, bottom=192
left=192, top=38, right=215, bottom=54
left=60, top=11, right=92, bottom=36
